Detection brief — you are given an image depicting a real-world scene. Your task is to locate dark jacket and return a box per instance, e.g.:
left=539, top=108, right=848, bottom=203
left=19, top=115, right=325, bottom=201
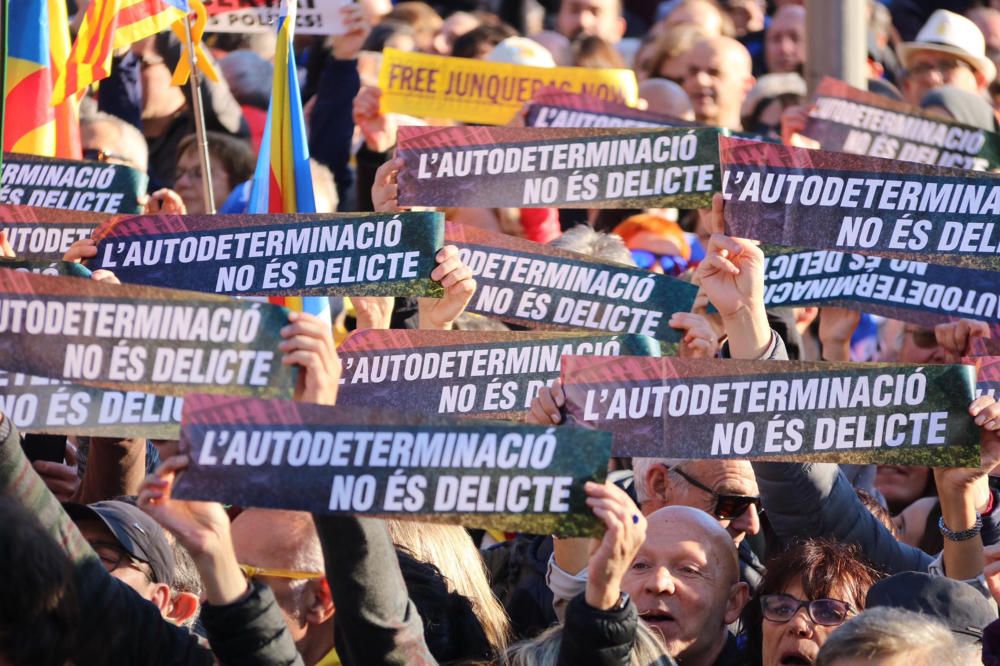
left=484, top=533, right=558, bottom=639
left=307, top=56, right=359, bottom=211
left=557, top=593, right=661, bottom=666
left=0, top=416, right=303, bottom=666
left=314, top=515, right=437, bottom=666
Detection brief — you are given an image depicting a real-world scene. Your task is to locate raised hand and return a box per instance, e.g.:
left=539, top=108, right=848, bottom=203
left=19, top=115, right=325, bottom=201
left=280, top=311, right=342, bottom=406
left=419, top=245, right=477, bottom=330
left=584, top=481, right=646, bottom=610
left=527, top=380, right=565, bottom=426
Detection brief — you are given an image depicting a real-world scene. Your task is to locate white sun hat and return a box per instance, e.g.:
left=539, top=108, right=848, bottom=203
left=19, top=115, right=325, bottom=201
left=897, top=9, right=997, bottom=82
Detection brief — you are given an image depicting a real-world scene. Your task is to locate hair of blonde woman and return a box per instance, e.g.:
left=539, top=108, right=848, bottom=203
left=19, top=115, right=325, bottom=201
left=386, top=520, right=511, bottom=654
left=503, top=616, right=673, bottom=666
left=642, top=23, right=710, bottom=80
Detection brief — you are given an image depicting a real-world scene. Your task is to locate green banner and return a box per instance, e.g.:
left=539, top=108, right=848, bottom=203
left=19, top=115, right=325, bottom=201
left=0, top=370, right=180, bottom=438
left=0, top=268, right=295, bottom=398
left=172, top=393, right=612, bottom=536
left=89, top=211, right=446, bottom=297
left=445, top=222, right=698, bottom=345
left=1, top=153, right=147, bottom=214
left=561, top=355, right=980, bottom=467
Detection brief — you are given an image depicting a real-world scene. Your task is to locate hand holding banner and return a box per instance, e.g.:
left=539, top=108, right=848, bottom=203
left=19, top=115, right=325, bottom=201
left=171, top=393, right=613, bottom=536
left=561, top=355, right=981, bottom=467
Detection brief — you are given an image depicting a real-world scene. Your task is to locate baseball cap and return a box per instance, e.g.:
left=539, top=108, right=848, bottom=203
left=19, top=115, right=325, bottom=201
left=66, top=500, right=176, bottom=588
left=865, top=571, right=997, bottom=644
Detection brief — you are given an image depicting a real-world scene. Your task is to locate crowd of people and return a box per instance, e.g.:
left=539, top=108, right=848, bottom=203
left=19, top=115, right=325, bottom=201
left=7, top=0, right=1000, bottom=664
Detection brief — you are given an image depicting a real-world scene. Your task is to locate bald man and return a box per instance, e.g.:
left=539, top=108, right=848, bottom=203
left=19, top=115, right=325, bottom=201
left=555, top=0, right=626, bottom=45
left=764, top=4, right=805, bottom=73
left=638, top=78, right=695, bottom=120
left=679, top=36, right=756, bottom=129
left=231, top=509, right=335, bottom=666
left=621, top=506, right=749, bottom=665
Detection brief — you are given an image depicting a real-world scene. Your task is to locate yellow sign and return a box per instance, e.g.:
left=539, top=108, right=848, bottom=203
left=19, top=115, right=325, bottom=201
left=377, top=49, right=639, bottom=126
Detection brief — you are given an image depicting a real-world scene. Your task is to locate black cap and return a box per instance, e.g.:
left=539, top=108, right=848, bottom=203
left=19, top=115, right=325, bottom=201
left=66, top=500, right=175, bottom=588
left=865, top=571, right=996, bottom=643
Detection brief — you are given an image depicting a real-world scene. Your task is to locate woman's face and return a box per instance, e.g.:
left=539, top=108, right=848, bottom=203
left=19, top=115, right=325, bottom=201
left=761, top=579, right=848, bottom=666
left=174, top=148, right=232, bottom=215
left=875, top=465, right=931, bottom=511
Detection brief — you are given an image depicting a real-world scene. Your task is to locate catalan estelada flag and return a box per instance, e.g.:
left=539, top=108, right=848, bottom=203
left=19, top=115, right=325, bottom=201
left=3, top=0, right=81, bottom=157
left=52, top=0, right=190, bottom=106
left=248, top=1, right=330, bottom=324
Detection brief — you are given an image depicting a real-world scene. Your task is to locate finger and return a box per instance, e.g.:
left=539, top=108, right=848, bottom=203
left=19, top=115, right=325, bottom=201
left=0, top=231, right=14, bottom=258
left=435, top=245, right=460, bottom=262
left=710, top=193, right=725, bottom=235
left=91, top=269, right=120, bottom=284
left=551, top=380, right=566, bottom=408
left=536, top=388, right=560, bottom=421
left=33, top=460, right=78, bottom=480
left=431, top=255, right=464, bottom=282
left=702, top=252, right=740, bottom=276
left=64, top=441, right=78, bottom=467
left=155, top=454, right=191, bottom=477
left=440, top=265, right=474, bottom=290
left=974, top=397, right=999, bottom=422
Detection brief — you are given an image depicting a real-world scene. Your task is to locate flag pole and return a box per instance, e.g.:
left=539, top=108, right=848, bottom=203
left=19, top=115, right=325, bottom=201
left=1, top=0, right=8, bottom=171
left=182, top=14, right=216, bottom=214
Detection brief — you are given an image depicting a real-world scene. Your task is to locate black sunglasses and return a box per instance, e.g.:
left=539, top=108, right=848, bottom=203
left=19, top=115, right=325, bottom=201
left=761, top=594, right=854, bottom=627
left=671, top=466, right=761, bottom=520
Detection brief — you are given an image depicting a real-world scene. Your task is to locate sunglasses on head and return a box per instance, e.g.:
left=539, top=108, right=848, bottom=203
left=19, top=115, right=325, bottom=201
left=630, top=249, right=688, bottom=276
left=670, top=466, right=761, bottom=520
left=760, top=593, right=854, bottom=627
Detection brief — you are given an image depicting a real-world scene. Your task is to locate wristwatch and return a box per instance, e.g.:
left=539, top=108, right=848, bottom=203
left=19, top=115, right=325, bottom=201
left=609, top=590, right=630, bottom=612
left=939, top=514, right=983, bottom=542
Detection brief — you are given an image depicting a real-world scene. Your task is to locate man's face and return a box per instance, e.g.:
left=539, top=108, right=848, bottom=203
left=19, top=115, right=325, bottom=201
left=903, top=50, right=982, bottom=104
left=77, top=518, right=157, bottom=600
left=556, top=0, right=624, bottom=44
left=669, top=461, right=761, bottom=544
left=680, top=41, right=750, bottom=128
left=622, top=513, right=742, bottom=661
left=81, top=122, right=140, bottom=171
left=765, top=6, right=805, bottom=73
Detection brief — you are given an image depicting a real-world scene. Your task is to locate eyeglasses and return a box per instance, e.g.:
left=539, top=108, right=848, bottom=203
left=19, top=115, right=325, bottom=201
left=670, top=466, right=762, bottom=520
left=174, top=165, right=203, bottom=183
left=631, top=249, right=688, bottom=276
left=91, top=541, right=156, bottom=583
left=760, top=593, right=854, bottom=627
left=238, top=564, right=325, bottom=581
left=904, top=326, right=937, bottom=349
left=908, top=58, right=972, bottom=79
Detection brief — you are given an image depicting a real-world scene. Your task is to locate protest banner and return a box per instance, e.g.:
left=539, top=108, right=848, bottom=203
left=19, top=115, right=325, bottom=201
left=1, top=153, right=147, bottom=214
left=0, top=205, right=109, bottom=261
left=88, top=211, right=445, bottom=297
left=720, top=136, right=1000, bottom=270
left=337, top=329, right=661, bottom=419
left=561, top=355, right=980, bottom=466
left=971, top=354, right=1000, bottom=399
left=398, top=125, right=720, bottom=209
left=804, top=77, right=1000, bottom=171
left=525, top=88, right=696, bottom=129
left=203, top=0, right=348, bottom=35
left=171, top=393, right=612, bottom=536
left=378, top=48, right=638, bottom=126
left=0, top=268, right=295, bottom=398
left=0, top=370, right=181, bottom=438
left=761, top=246, right=1000, bottom=326
left=444, top=222, right=698, bottom=344
left=968, top=335, right=1000, bottom=357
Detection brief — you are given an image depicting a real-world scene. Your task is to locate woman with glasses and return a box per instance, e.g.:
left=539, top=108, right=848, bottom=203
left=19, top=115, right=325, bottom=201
left=741, top=539, right=881, bottom=666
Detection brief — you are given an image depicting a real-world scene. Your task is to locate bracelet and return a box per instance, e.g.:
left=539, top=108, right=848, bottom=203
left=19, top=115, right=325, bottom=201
left=938, top=514, right=984, bottom=542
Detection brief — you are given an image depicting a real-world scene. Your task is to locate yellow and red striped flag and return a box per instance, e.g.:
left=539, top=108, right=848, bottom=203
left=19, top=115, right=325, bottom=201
left=52, top=0, right=190, bottom=106
left=3, top=0, right=81, bottom=157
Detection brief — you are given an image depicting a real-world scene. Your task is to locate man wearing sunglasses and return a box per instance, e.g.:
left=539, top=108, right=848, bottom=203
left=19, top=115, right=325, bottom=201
left=230, top=508, right=336, bottom=666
